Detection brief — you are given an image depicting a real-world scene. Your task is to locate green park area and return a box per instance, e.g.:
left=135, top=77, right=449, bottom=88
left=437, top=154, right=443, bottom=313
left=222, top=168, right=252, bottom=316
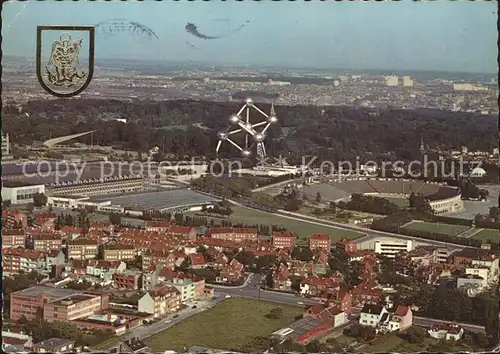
left=470, top=228, right=500, bottom=242
left=144, top=298, right=303, bottom=352
left=402, top=221, right=469, bottom=236
left=187, top=205, right=364, bottom=241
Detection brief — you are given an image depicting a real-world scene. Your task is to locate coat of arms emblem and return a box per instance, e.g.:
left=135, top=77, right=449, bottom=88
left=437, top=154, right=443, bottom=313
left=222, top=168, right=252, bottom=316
left=36, top=26, right=95, bottom=97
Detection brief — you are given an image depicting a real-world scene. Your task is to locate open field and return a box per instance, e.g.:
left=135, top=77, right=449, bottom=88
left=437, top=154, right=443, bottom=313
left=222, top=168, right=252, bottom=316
left=384, top=196, right=410, bottom=208
left=470, top=228, right=499, bottom=242
left=144, top=298, right=302, bottom=352
left=402, top=221, right=469, bottom=236
left=187, top=205, right=364, bottom=240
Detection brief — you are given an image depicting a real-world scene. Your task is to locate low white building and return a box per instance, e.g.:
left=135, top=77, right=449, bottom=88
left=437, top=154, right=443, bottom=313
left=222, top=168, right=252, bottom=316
left=428, top=324, right=464, bottom=341
left=2, top=183, right=46, bottom=205
left=374, top=239, right=413, bottom=259
left=359, top=304, right=389, bottom=327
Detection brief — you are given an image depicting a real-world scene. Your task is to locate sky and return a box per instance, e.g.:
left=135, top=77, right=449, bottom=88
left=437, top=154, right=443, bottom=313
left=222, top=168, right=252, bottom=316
left=2, top=0, right=498, bottom=73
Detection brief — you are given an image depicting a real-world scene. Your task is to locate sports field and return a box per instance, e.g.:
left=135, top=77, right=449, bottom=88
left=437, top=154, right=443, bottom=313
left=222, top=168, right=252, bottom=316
left=187, top=205, right=364, bottom=240
left=144, top=298, right=302, bottom=352
left=384, top=197, right=410, bottom=208
left=402, top=221, right=469, bottom=236
left=469, top=228, right=499, bottom=242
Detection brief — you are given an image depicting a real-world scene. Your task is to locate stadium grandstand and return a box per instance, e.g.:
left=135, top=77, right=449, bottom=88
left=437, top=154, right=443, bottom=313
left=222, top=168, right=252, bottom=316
left=305, top=178, right=463, bottom=214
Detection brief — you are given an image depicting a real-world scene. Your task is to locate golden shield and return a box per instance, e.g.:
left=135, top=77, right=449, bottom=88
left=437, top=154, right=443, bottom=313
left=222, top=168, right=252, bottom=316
left=36, top=26, right=95, bottom=98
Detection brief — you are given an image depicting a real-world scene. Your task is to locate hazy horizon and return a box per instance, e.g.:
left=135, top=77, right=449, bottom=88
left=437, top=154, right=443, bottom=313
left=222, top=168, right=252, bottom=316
left=2, top=0, right=498, bottom=74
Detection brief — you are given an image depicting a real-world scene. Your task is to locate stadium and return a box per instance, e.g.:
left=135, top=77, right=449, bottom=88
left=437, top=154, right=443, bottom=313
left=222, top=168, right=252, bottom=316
left=305, top=178, right=464, bottom=214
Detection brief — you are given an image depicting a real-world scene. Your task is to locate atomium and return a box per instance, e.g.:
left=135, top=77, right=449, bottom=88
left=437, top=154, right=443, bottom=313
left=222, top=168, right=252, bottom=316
left=216, top=99, right=278, bottom=160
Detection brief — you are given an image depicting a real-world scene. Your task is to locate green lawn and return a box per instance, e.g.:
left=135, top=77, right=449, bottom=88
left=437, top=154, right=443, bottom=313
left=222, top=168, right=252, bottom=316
left=402, top=221, right=469, bottom=236
left=187, top=206, right=364, bottom=241
left=144, top=298, right=303, bottom=352
left=470, top=228, right=499, bottom=242
left=384, top=197, right=410, bottom=208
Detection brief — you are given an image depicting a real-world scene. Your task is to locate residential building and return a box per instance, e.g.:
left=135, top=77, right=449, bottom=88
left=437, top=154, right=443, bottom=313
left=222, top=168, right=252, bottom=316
left=386, top=306, right=413, bottom=332
left=43, top=292, right=108, bottom=322
left=359, top=304, right=389, bottom=328
left=113, top=271, right=142, bottom=290
left=85, top=260, right=126, bottom=280
left=2, top=210, right=28, bottom=229
left=428, top=324, right=464, bottom=341
left=309, top=234, right=331, bottom=250
left=219, top=259, right=244, bottom=283
left=272, top=231, right=297, bottom=248
left=304, top=304, right=348, bottom=328
left=335, top=237, right=356, bottom=253
left=10, top=286, right=81, bottom=320
left=165, top=278, right=196, bottom=302
left=138, top=285, right=181, bottom=318
left=2, top=229, right=26, bottom=249
left=44, top=250, right=66, bottom=271
left=33, top=338, right=75, bottom=353
left=142, top=251, right=176, bottom=271
left=104, top=244, right=136, bottom=261
left=68, top=238, right=99, bottom=260
left=3, top=248, right=44, bottom=275
left=189, top=253, right=206, bottom=269
left=145, top=221, right=170, bottom=232
left=208, top=227, right=258, bottom=243
left=374, top=239, right=413, bottom=259
left=300, top=276, right=339, bottom=297
left=168, top=225, right=197, bottom=240
left=325, top=290, right=352, bottom=314
left=33, top=234, right=63, bottom=253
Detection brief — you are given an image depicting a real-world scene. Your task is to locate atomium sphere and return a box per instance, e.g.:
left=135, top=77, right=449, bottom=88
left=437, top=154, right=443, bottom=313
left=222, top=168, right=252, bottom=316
left=245, top=98, right=253, bottom=105
left=229, top=115, right=240, bottom=125
left=241, top=149, right=251, bottom=157
left=217, top=131, right=228, bottom=140
left=268, top=115, right=278, bottom=123
left=254, top=133, right=265, bottom=142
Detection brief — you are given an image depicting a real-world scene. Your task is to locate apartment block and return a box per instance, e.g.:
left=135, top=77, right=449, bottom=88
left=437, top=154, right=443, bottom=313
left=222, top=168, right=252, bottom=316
left=33, top=234, right=63, bottom=253
left=309, top=234, right=331, bottom=250
left=138, top=285, right=181, bottom=318
left=208, top=227, right=258, bottom=243
left=43, top=293, right=105, bottom=322
left=104, top=243, right=136, bottom=261
left=68, top=238, right=99, bottom=260
left=2, top=229, right=26, bottom=249
left=272, top=231, right=297, bottom=248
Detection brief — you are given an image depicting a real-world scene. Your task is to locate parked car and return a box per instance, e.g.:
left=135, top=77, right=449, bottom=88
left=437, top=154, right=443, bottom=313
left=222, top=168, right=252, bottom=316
left=225, top=295, right=231, bottom=299
left=192, top=305, right=197, bottom=309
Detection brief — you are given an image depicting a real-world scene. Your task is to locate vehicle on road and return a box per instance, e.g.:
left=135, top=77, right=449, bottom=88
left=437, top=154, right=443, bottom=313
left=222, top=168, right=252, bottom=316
left=225, top=295, right=231, bottom=299
left=173, top=314, right=179, bottom=318
left=192, top=305, right=197, bottom=309
left=164, top=319, right=172, bottom=324
left=297, top=301, right=304, bottom=305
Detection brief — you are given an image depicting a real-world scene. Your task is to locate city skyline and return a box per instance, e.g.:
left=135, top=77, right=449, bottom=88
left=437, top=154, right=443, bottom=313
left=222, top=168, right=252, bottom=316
left=1, top=0, right=498, bottom=74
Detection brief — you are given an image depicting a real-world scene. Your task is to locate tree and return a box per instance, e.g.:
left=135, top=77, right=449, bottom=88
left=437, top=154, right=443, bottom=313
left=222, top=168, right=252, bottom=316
left=329, top=201, right=337, bottom=213
left=266, top=269, right=274, bottom=289
left=315, top=192, right=322, bottom=203
left=291, top=247, right=314, bottom=261
left=33, top=193, right=48, bottom=207
left=234, top=250, right=255, bottom=267
left=109, top=212, right=122, bottom=225
left=488, top=206, right=499, bottom=220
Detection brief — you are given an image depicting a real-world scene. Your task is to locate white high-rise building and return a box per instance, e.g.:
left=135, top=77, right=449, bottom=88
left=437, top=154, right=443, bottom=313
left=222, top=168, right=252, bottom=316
left=403, top=76, right=414, bottom=87
left=385, top=76, right=399, bottom=87
left=2, top=133, right=12, bottom=160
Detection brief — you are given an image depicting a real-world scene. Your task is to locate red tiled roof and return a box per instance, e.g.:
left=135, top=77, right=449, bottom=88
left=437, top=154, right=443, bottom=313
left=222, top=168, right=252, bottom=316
left=189, top=253, right=206, bottom=266
left=394, top=305, right=410, bottom=317
left=272, top=231, right=296, bottom=239
left=310, top=234, right=330, bottom=241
